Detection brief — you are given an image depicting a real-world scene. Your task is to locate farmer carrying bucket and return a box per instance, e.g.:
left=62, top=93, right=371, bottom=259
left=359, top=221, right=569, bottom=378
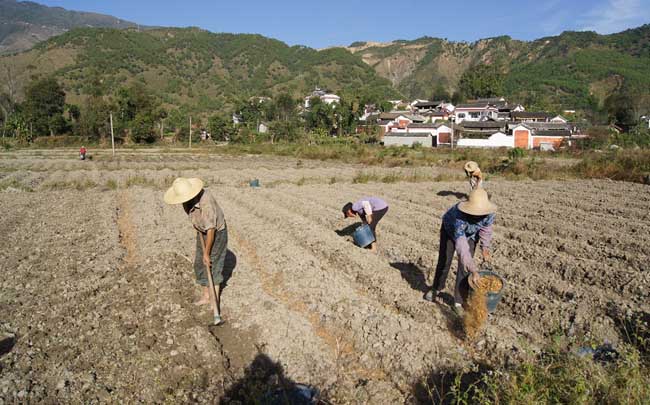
left=164, top=177, right=228, bottom=326
left=342, top=197, right=389, bottom=253
left=424, top=188, right=497, bottom=316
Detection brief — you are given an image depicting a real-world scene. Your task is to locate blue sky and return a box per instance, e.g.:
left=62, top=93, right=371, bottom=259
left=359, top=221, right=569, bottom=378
left=39, top=0, right=650, bottom=48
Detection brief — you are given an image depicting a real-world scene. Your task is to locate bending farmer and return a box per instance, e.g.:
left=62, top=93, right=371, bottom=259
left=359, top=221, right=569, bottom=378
left=164, top=177, right=228, bottom=325
left=342, top=197, right=389, bottom=252
left=425, top=188, right=496, bottom=313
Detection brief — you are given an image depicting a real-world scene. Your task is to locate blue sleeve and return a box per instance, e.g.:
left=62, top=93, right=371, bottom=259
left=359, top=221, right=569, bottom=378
left=452, top=218, right=468, bottom=241
left=484, top=213, right=495, bottom=227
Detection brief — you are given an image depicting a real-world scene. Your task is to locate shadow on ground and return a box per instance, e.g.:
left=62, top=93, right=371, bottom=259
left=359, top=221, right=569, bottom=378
left=0, top=333, right=16, bottom=357
left=335, top=222, right=362, bottom=237
left=411, top=363, right=493, bottom=404
left=221, top=249, right=237, bottom=290
left=390, top=262, right=430, bottom=293
left=607, top=303, right=650, bottom=355
left=219, top=353, right=320, bottom=404
left=436, top=190, right=467, bottom=200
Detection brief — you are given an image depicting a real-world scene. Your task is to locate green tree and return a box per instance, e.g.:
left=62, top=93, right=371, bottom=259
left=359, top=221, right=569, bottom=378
left=304, top=97, right=335, bottom=133
left=268, top=119, right=300, bottom=143
left=378, top=100, right=393, bottom=112
left=23, top=77, right=67, bottom=136
left=114, top=83, right=162, bottom=143
left=167, top=108, right=189, bottom=140
left=458, top=64, right=504, bottom=100
left=207, top=114, right=233, bottom=142
left=66, top=104, right=81, bottom=122
left=430, top=84, right=450, bottom=101
left=131, top=112, right=156, bottom=143
left=76, top=97, right=110, bottom=140
left=274, top=92, right=297, bottom=121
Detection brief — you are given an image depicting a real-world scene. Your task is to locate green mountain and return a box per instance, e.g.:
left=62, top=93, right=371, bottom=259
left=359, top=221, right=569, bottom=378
left=0, top=0, right=139, bottom=54
left=346, top=25, right=650, bottom=110
left=0, top=27, right=399, bottom=112
left=2, top=0, right=650, bottom=118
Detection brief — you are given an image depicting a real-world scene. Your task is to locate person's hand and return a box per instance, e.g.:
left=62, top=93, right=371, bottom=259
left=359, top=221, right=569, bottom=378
left=482, top=250, right=491, bottom=264
left=366, top=215, right=373, bottom=225
left=202, top=254, right=211, bottom=268
left=469, top=271, right=481, bottom=290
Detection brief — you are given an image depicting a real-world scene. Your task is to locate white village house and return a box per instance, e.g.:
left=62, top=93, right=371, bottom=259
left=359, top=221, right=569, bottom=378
left=383, top=123, right=453, bottom=148
left=454, top=102, right=499, bottom=123
left=304, top=88, right=341, bottom=108
left=456, top=132, right=514, bottom=148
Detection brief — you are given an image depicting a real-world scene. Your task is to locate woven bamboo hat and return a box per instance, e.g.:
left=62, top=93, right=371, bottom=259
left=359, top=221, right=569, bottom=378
left=459, top=188, right=497, bottom=216
left=164, top=177, right=204, bottom=205
left=464, top=161, right=480, bottom=173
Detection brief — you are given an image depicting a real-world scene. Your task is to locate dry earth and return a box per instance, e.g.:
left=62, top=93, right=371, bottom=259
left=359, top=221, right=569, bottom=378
left=1, top=149, right=649, bottom=403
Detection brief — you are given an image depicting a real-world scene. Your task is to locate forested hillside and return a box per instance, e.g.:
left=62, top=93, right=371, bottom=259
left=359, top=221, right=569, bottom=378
left=0, top=27, right=399, bottom=113
left=347, top=25, right=650, bottom=112
left=0, top=0, right=138, bottom=54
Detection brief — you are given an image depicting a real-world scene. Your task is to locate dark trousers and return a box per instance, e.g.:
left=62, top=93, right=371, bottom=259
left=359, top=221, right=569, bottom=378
left=194, top=225, right=228, bottom=287
left=361, top=207, right=388, bottom=234
left=432, top=225, right=476, bottom=305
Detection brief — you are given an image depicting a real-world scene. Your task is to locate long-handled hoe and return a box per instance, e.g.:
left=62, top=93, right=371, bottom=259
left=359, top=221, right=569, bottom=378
left=200, top=234, right=223, bottom=326
left=206, top=262, right=222, bottom=326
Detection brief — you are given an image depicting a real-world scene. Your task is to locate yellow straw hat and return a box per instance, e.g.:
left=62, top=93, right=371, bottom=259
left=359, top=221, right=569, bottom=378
left=164, top=177, right=204, bottom=205
left=459, top=188, right=497, bottom=216
left=464, top=161, right=480, bottom=173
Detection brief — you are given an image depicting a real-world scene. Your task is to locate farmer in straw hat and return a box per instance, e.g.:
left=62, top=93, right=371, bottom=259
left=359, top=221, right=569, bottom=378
left=464, top=161, right=483, bottom=192
left=164, top=177, right=228, bottom=325
left=425, top=188, right=496, bottom=314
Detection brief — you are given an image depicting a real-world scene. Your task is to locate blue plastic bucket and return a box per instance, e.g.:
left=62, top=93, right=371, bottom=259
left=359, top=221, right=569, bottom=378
left=353, top=224, right=375, bottom=248
left=478, top=270, right=505, bottom=313
left=249, top=179, right=260, bottom=188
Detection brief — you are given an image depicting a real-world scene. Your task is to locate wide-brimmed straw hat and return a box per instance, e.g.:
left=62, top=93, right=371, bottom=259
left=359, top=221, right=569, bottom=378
left=464, top=161, right=480, bottom=173
left=459, top=188, right=497, bottom=216
left=164, top=177, right=204, bottom=205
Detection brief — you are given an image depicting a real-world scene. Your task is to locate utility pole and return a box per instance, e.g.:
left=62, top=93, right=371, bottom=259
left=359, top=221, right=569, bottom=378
left=188, top=116, right=192, bottom=149
left=451, top=118, right=454, bottom=150
left=110, top=113, right=115, bottom=157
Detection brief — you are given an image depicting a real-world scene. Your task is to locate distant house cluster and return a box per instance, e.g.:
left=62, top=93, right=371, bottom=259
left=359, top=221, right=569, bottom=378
left=370, top=96, right=580, bottom=151
left=303, top=88, right=341, bottom=108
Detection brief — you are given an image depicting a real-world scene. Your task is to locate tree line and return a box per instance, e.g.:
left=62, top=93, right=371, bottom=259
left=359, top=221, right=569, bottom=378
left=0, top=74, right=396, bottom=144
left=2, top=70, right=649, bottom=146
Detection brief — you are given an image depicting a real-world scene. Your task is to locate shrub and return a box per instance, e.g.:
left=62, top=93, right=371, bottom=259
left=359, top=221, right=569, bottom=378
left=415, top=342, right=650, bottom=404
left=352, top=171, right=379, bottom=184
left=573, top=149, right=650, bottom=183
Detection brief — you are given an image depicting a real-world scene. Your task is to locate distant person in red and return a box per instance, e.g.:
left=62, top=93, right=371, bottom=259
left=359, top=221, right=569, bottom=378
left=79, top=146, right=87, bottom=161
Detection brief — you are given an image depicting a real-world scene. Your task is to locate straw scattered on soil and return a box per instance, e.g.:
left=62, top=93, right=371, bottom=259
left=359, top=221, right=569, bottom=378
left=463, top=275, right=503, bottom=340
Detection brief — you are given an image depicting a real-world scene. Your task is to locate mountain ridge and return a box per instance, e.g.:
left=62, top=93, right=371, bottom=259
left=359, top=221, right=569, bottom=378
left=342, top=25, right=650, bottom=109
left=0, top=0, right=140, bottom=54
left=1, top=0, right=650, bottom=117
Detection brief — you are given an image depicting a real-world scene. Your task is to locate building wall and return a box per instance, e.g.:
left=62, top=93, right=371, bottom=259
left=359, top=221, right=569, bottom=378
left=457, top=132, right=513, bottom=148
left=514, top=129, right=530, bottom=149
left=532, top=136, right=564, bottom=149
left=437, top=131, right=451, bottom=144
left=397, top=119, right=411, bottom=128
left=384, top=136, right=433, bottom=148
left=455, top=108, right=498, bottom=123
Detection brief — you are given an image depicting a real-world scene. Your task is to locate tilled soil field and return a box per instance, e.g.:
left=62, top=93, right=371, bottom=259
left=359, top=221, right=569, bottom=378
left=1, top=149, right=649, bottom=403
